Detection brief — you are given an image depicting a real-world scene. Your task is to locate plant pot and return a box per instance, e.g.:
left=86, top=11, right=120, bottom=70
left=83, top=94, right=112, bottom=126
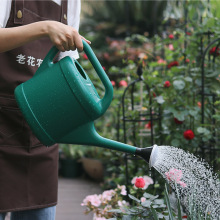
left=81, top=157, right=104, bottom=181
left=59, top=158, right=83, bottom=178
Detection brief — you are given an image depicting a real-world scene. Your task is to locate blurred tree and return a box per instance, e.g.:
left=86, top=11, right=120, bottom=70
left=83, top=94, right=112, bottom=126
left=80, top=0, right=167, bottom=47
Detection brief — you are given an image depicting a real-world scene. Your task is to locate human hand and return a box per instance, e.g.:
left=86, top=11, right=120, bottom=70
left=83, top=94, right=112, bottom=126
left=45, top=21, right=91, bottom=52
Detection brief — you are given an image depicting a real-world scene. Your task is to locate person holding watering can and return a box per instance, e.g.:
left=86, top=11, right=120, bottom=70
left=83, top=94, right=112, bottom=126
left=0, top=0, right=90, bottom=219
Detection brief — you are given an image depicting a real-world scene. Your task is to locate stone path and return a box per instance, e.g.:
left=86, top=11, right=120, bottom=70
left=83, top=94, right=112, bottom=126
left=5, top=176, right=102, bottom=220
left=56, top=177, right=102, bottom=220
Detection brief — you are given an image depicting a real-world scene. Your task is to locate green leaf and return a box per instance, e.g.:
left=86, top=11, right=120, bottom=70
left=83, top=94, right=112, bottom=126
left=171, top=139, right=180, bottom=147
left=143, top=193, right=158, bottom=200
left=205, top=70, right=219, bottom=78
left=155, top=96, right=165, bottom=104
left=185, top=76, right=193, bottom=82
left=173, top=111, right=186, bottom=121
left=165, top=184, right=174, bottom=220
left=108, top=209, right=123, bottom=214
left=128, top=194, right=140, bottom=203
left=197, top=127, right=210, bottom=135
left=122, top=216, right=132, bottom=220
left=150, top=205, right=159, bottom=220
left=189, top=108, right=199, bottom=117
left=173, top=80, right=186, bottom=90
left=154, top=199, right=165, bottom=205
left=141, top=200, right=151, bottom=207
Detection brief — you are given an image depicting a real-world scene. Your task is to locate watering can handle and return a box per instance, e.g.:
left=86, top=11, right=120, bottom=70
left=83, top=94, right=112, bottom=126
left=82, top=40, right=113, bottom=113
left=37, top=40, right=113, bottom=114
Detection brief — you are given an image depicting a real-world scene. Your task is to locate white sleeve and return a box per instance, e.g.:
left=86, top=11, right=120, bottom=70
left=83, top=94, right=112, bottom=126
left=58, top=0, right=81, bottom=60
left=0, top=0, right=12, bottom=28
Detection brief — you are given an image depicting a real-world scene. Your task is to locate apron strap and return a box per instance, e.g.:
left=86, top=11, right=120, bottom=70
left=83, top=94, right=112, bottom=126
left=61, top=0, right=68, bottom=25
left=14, top=0, right=24, bottom=24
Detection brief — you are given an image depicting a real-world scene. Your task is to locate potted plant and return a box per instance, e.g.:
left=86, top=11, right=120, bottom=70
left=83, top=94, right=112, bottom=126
left=59, top=144, right=85, bottom=178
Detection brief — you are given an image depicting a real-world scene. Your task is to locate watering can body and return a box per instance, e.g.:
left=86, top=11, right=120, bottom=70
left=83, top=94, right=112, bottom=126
left=15, top=40, right=140, bottom=155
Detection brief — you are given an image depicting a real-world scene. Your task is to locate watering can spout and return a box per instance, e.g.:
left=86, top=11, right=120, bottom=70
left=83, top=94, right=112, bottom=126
left=136, top=145, right=159, bottom=168
left=135, top=147, right=153, bottom=163
left=59, top=122, right=156, bottom=166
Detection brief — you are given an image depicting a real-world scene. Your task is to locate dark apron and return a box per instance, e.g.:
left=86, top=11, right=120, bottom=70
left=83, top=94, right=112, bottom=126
left=0, top=0, right=67, bottom=212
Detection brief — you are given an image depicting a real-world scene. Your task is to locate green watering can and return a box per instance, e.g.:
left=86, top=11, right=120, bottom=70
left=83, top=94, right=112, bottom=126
left=14, top=40, right=154, bottom=164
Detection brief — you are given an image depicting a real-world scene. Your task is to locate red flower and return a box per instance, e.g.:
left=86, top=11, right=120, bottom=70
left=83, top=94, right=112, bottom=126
left=174, top=118, right=184, bottom=124
left=102, top=66, right=106, bottom=71
left=145, top=122, right=152, bottom=129
left=183, top=130, right=195, bottom=140
left=209, top=47, right=220, bottom=57
left=168, top=34, right=174, bottom=39
left=119, top=80, right=128, bottom=87
left=135, top=177, right=145, bottom=188
left=182, top=216, right=188, bottom=219
left=111, top=81, right=116, bottom=86
left=164, top=81, right=171, bottom=88
left=153, top=92, right=157, bottom=97
left=167, top=61, right=179, bottom=69
left=185, top=58, right=190, bottom=63
left=197, top=102, right=201, bottom=108
left=83, top=54, right=88, bottom=60
left=186, top=31, right=191, bottom=35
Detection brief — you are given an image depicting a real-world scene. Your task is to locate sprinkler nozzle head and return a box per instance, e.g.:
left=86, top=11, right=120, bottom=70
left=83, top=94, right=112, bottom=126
left=135, top=145, right=158, bottom=168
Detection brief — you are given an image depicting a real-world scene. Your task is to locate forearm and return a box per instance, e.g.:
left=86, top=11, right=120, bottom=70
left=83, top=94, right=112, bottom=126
left=0, top=21, right=49, bottom=53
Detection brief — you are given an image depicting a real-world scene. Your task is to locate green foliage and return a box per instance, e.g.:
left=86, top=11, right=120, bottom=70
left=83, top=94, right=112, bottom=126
left=78, top=0, right=220, bottom=213
left=81, top=0, right=168, bottom=42
left=59, top=144, right=86, bottom=159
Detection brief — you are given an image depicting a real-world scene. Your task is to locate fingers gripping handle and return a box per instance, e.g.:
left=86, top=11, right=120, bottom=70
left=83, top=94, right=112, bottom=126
left=36, top=40, right=113, bottom=114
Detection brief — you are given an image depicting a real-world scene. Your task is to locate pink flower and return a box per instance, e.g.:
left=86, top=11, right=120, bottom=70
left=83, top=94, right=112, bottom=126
left=102, top=190, right=115, bottom=201
left=168, top=34, right=174, bottom=39
left=168, top=44, right=174, bottom=51
left=164, top=81, right=171, bottom=88
left=183, top=129, right=195, bottom=140
left=143, top=176, right=154, bottom=189
left=179, top=181, right=187, bottom=188
left=83, top=54, right=88, bottom=60
left=141, top=197, right=146, bottom=203
left=131, top=176, right=153, bottom=190
left=165, top=168, right=182, bottom=182
left=157, top=58, right=166, bottom=64
left=165, top=168, right=187, bottom=188
left=119, top=80, right=128, bottom=87
left=103, top=52, right=110, bottom=60
left=185, top=58, right=190, bottom=63
left=135, top=177, right=145, bottom=188
left=118, top=200, right=128, bottom=207
left=82, top=194, right=102, bottom=207
left=111, top=80, right=116, bottom=86
left=102, top=66, right=106, bottom=71
left=117, top=185, right=127, bottom=196
left=145, top=122, right=152, bottom=129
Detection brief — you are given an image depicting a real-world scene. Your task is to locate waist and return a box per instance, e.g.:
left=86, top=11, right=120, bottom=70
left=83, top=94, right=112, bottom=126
left=0, top=95, right=19, bottom=109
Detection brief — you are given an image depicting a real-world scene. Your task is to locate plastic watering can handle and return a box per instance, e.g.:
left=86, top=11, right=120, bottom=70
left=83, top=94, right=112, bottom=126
left=82, top=40, right=113, bottom=113
left=36, top=40, right=113, bottom=114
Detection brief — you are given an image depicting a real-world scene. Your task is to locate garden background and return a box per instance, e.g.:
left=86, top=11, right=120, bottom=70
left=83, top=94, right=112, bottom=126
left=59, top=0, right=220, bottom=219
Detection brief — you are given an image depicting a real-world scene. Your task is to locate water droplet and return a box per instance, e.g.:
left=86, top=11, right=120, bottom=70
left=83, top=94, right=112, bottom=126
left=151, top=145, right=220, bottom=219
